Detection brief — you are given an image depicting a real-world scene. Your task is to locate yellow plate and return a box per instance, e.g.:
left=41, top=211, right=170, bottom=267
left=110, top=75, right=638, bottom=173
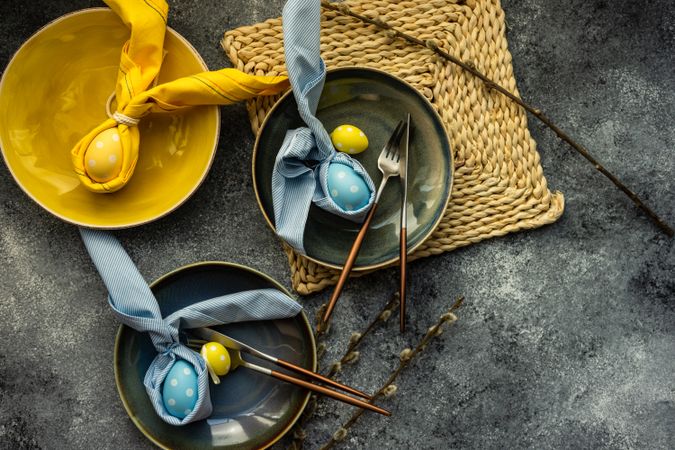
left=0, top=8, right=220, bottom=228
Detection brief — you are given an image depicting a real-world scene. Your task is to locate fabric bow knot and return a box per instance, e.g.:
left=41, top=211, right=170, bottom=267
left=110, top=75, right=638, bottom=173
left=80, top=229, right=302, bottom=425
left=71, top=0, right=288, bottom=193
left=270, top=0, right=376, bottom=254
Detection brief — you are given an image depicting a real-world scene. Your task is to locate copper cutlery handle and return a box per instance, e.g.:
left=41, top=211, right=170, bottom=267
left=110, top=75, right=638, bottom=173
left=400, top=227, right=407, bottom=332
left=275, top=358, right=372, bottom=399
left=270, top=369, right=391, bottom=416
left=322, top=202, right=379, bottom=324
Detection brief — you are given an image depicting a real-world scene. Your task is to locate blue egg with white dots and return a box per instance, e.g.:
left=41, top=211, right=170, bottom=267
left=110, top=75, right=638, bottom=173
left=162, top=360, right=198, bottom=419
left=326, top=162, right=370, bottom=211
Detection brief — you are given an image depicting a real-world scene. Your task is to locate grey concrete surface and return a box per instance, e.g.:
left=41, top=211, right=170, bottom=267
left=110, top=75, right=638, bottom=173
left=0, top=0, right=673, bottom=449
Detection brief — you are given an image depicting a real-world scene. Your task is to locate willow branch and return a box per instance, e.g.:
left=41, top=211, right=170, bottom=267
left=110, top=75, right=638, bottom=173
left=321, top=0, right=673, bottom=237
left=320, top=296, right=464, bottom=450
left=325, top=293, right=400, bottom=378
left=287, top=294, right=400, bottom=449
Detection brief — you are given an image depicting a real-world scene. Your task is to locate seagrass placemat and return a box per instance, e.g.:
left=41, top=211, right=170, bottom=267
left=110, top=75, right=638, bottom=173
left=222, top=0, right=564, bottom=295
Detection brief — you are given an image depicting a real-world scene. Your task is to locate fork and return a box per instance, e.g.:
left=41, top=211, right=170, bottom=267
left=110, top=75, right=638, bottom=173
left=322, top=120, right=405, bottom=324
left=189, top=327, right=372, bottom=399
left=185, top=335, right=390, bottom=415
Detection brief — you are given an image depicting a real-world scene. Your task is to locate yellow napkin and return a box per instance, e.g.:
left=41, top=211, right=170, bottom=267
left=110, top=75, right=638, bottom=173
left=71, top=0, right=288, bottom=193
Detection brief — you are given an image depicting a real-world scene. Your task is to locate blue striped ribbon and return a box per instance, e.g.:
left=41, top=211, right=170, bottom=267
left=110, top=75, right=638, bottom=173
left=80, top=228, right=302, bottom=425
left=271, top=0, right=375, bottom=254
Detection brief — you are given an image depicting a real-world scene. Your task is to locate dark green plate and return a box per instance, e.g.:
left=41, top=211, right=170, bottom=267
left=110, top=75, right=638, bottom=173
left=114, top=262, right=316, bottom=450
left=253, top=67, right=453, bottom=270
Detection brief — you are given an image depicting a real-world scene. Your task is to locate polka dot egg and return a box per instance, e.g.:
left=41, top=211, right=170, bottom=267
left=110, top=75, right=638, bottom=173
left=84, top=128, right=123, bottom=183
left=330, top=124, right=368, bottom=155
left=201, top=342, right=231, bottom=376
left=326, top=162, right=370, bottom=212
left=162, top=360, right=198, bottom=419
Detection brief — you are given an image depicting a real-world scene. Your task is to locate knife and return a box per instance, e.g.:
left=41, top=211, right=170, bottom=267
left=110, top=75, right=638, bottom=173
left=399, top=113, right=411, bottom=332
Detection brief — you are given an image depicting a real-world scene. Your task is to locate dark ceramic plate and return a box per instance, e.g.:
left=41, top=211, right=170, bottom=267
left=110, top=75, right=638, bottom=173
left=114, top=262, right=316, bottom=450
left=253, top=67, right=453, bottom=270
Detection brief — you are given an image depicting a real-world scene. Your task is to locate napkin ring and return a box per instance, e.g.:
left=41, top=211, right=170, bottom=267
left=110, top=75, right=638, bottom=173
left=105, top=91, right=140, bottom=126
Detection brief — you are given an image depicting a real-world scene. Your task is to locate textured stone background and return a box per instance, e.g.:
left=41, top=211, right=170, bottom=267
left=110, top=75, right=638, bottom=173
left=0, top=0, right=673, bottom=449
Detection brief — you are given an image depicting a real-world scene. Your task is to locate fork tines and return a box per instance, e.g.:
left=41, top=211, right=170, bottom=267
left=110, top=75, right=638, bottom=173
left=385, top=121, right=405, bottom=160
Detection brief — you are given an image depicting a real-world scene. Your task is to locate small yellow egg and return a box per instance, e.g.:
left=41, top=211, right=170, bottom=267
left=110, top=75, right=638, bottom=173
left=84, top=128, right=123, bottom=183
left=330, top=124, right=368, bottom=155
left=201, top=342, right=231, bottom=376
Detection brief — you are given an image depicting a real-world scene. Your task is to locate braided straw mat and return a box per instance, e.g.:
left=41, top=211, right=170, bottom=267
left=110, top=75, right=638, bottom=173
left=222, top=0, right=564, bottom=295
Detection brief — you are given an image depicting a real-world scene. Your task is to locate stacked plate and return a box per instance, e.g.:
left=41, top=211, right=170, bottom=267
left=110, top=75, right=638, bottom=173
left=253, top=67, right=453, bottom=271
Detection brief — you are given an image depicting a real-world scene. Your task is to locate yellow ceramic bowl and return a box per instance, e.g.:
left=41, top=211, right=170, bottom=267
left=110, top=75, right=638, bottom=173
left=0, top=9, right=220, bottom=228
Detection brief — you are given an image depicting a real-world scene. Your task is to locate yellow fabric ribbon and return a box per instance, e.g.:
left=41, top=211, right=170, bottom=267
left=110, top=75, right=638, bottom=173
left=71, top=0, right=288, bottom=193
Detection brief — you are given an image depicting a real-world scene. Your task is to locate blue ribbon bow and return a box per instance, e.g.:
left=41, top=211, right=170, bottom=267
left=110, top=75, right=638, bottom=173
left=271, top=0, right=376, bottom=253
left=80, top=229, right=302, bottom=425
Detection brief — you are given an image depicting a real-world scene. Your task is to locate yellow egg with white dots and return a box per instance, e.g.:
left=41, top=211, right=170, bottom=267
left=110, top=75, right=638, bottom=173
left=201, top=342, right=231, bottom=376
left=84, top=128, right=123, bottom=183
left=330, top=124, right=368, bottom=155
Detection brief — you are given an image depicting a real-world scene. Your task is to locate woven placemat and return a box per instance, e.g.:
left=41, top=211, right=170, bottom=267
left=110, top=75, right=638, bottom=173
left=222, top=0, right=564, bottom=295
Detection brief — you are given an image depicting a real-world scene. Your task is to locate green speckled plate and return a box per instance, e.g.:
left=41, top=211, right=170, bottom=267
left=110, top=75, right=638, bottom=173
left=114, top=262, right=315, bottom=450
left=253, top=67, right=453, bottom=271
